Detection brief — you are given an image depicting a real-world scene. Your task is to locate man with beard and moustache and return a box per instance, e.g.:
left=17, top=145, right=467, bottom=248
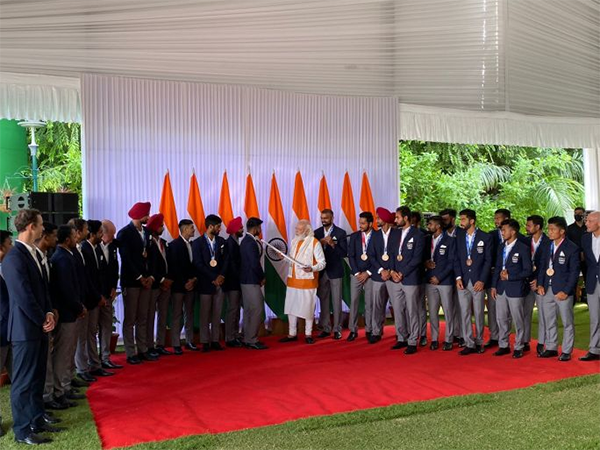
left=239, top=218, right=268, bottom=350
left=454, top=209, right=492, bottom=355
left=579, top=211, right=600, bottom=361
left=347, top=212, right=375, bottom=342
left=440, top=208, right=463, bottom=347
left=315, top=209, right=347, bottom=340
left=524, top=215, right=551, bottom=355
left=117, top=202, right=155, bottom=365
left=223, top=217, right=245, bottom=348
left=567, top=207, right=587, bottom=303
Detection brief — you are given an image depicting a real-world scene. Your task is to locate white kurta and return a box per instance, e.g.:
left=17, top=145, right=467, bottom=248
left=284, top=237, right=326, bottom=320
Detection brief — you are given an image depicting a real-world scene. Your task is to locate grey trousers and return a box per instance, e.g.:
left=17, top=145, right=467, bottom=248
left=452, top=288, right=462, bottom=338
left=52, top=321, right=78, bottom=398
left=486, top=288, right=499, bottom=340
left=98, top=302, right=114, bottom=362
left=542, top=287, right=575, bottom=354
left=148, top=288, right=171, bottom=348
left=317, top=272, right=343, bottom=333
left=200, top=288, right=224, bottom=343
left=349, top=276, right=374, bottom=333
left=426, top=284, right=454, bottom=343
left=122, top=287, right=152, bottom=358
left=371, top=281, right=389, bottom=336
left=240, top=284, right=264, bottom=344
left=457, top=281, right=485, bottom=348
left=524, top=290, right=545, bottom=345
left=418, top=284, right=427, bottom=338
left=43, top=333, right=55, bottom=402
left=75, top=306, right=101, bottom=373
left=171, top=291, right=195, bottom=347
left=496, top=293, right=525, bottom=350
left=389, top=282, right=420, bottom=346
left=587, top=282, right=600, bottom=354
left=225, top=290, right=243, bottom=342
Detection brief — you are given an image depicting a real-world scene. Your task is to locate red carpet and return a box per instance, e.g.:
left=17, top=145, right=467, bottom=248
left=87, top=325, right=599, bottom=449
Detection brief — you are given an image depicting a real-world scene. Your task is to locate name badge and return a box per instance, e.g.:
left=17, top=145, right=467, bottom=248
left=439, top=244, right=447, bottom=256
left=511, top=253, right=519, bottom=264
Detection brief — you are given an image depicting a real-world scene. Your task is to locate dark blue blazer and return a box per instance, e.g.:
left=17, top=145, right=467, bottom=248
left=348, top=230, right=373, bottom=275
left=424, top=232, right=456, bottom=286
left=3, top=242, right=53, bottom=342
left=239, top=234, right=265, bottom=285
left=454, top=229, right=492, bottom=286
left=116, top=222, right=149, bottom=288
left=192, top=235, right=229, bottom=295
left=167, top=237, right=196, bottom=293
left=0, top=272, right=9, bottom=346
left=389, top=226, right=424, bottom=286
left=527, top=234, right=551, bottom=284
left=537, top=238, right=580, bottom=295
left=582, top=232, right=600, bottom=294
left=368, top=228, right=401, bottom=282
left=314, top=225, right=348, bottom=279
left=492, top=239, right=532, bottom=297
left=50, top=246, right=85, bottom=323
left=147, top=237, right=169, bottom=289
left=223, top=235, right=242, bottom=292
left=100, top=240, right=119, bottom=297
left=81, top=241, right=103, bottom=306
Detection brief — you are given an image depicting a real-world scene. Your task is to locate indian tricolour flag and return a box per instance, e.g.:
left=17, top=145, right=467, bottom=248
left=339, top=172, right=358, bottom=309
left=317, top=172, right=332, bottom=222
left=264, top=173, right=289, bottom=319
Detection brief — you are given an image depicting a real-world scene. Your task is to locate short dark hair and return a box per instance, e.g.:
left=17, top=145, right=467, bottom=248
left=359, top=211, right=374, bottom=223
left=410, top=211, right=422, bottom=222
left=427, top=215, right=443, bottom=227
left=246, top=217, right=263, bottom=230
left=68, top=218, right=87, bottom=232
left=42, top=221, right=58, bottom=236
left=178, top=219, right=193, bottom=229
left=526, top=215, right=544, bottom=229
left=57, top=225, right=75, bottom=244
left=205, top=214, right=222, bottom=228
left=574, top=207, right=585, bottom=214
left=14, top=209, right=41, bottom=232
left=87, top=220, right=102, bottom=234
left=439, top=208, right=457, bottom=218
left=396, top=206, right=411, bottom=219
left=320, top=209, right=333, bottom=216
left=0, top=230, right=12, bottom=246
left=501, top=218, right=520, bottom=232
left=495, top=209, right=511, bottom=219
left=548, top=216, right=568, bottom=231
left=459, top=209, right=477, bottom=222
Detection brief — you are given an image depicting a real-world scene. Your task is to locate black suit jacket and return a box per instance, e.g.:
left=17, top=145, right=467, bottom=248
left=492, top=240, right=533, bottom=297
left=3, top=242, right=53, bottom=342
left=81, top=241, right=103, bottom=308
left=49, top=246, right=85, bottom=323
left=314, top=225, right=347, bottom=279
left=454, top=228, right=492, bottom=286
left=537, top=238, right=580, bottom=295
left=423, top=232, right=456, bottom=285
left=100, top=240, right=119, bottom=297
left=192, top=235, right=228, bottom=295
left=368, top=228, right=401, bottom=282
left=223, top=235, right=241, bottom=292
left=239, top=234, right=265, bottom=285
left=167, top=237, right=196, bottom=293
left=116, top=222, right=149, bottom=288
left=348, top=230, right=373, bottom=275
left=147, top=237, right=169, bottom=289
left=582, top=232, right=600, bottom=294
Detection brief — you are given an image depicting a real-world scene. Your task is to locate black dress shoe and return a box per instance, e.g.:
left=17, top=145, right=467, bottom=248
left=493, top=347, right=511, bottom=356
left=211, top=342, right=224, bottom=351
left=538, top=349, right=559, bottom=358
left=536, top=343, right=545, bottom=355
left=155, top=346, right=172, bottom=356
left=90, top=368, right=115, bottom=377
left=139, top=352, right=158, bottom=361
left=126, top=356, right=142, bottom=365
left=459, top=346, right=477, bottom=355
left=186, top=343, right=200, bottom=351
left=558, top=353, right=571, bottom=362
left=102, top=360, right=124, bottom=369
left=512, top=349, right=524, bottom=359
left=391, top=341, right=408, bottom=350
left=245, top=342, right=269, bottom=350
left=78, top=372, right=97, bottom=383
left=54, top=396, right=77, bottom=408
left=476, top=344, right=485, bottom=354
left=202, top=343, right=211, bottom=352
left=347, top=332, right=358, bottom=342
left=44, top=400, right=68, bottom=411
left=484, top=339, right=499, bottom=349
left=368, top=335, right=381, bottom=344
left=404, top=345, right=417, bottom=355
left=430, top=341, right=439, bottom=351
left=147, top=347, right=160, bottom=357
left=442, top=342, right=453, bottom=351
left=305, top=337, right=315, bottom=344
left=579, top=352, right=600, bottom=361
left=173, top=346, right=183, bottom=355
left=66, top=391, right=86, bottom=400
left=30, top=423, right=65, bottom=434
left=457, top=338, right=466, bottom=348
left=42, top=414, right=61, bottom=425
left=333, top=331, right=342, bottom=340
left=523, top=342, right=531, bottom=352
left=419, top=336, right=428, bottom=347
left=15, top=433, right=52, bottom=445
left=279, top=336, right=298, bottom=343
left=317, top=331, right=330, bottom=339
left=226, top=340, right=243, bottom=348
left=366, top=331, right=372, bottom=339
left=71, top=377, right=89, bottom=388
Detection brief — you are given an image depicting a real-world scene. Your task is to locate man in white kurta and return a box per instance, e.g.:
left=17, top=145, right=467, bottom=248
left=281, top=220, right=326, bottom=344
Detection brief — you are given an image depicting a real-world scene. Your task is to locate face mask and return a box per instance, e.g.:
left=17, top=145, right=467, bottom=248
left=574, top=214, right=584, bottom=222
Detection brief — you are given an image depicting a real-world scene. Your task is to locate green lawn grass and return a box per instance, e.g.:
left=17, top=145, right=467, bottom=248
left=0, top=304, right=597, bottom=450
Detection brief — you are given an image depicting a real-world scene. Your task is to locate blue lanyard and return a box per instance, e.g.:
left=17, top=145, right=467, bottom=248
left=502, top=244, right=511, bottom=269
left=205, top=235, right=216, bottom=259
left=466, top=229, right=476, bottom=257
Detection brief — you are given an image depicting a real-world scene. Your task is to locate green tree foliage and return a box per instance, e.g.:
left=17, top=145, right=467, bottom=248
left=399, top=142, right=584, bottom=232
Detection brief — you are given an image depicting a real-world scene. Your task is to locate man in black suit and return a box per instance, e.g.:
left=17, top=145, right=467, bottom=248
left=167, top=219, right=198, bottom=355
left=116, top=202, right=155, bottom=365
left=567, top=207, right=587, bottom=303
left=3, top=209, right=58, bottom=444
left=193, top=214, right=229, bottom=352
left=99, top=220, right=122, bottom=369
left=223, top=217, right=244, bottom=348
left=239, top=218, right=268, bottom=350
left=315, top=209, right=348, bottom=340
left=0, top=229, right=14, bottom=437
left=580, top=211, right=600, bottom=361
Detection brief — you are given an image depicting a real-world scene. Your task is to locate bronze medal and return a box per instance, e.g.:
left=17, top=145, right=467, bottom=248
left=533, top=265, right=537, bottom=272
left=546, top=267, right=554, bottom=276
left=466, top=258, right=473, bottom=267
left=361, top=253, right=368, bottom=261
left=397, top=254, right=403, bottom=262
left=210, top=259, right=218, bottom=268
left=381, top=254, right=389, bottom=261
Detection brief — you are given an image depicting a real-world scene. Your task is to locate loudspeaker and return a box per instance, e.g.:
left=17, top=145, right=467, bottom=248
left=7, top=192, right=52, bottom=212
left=41, top=212, right=79, bottom=226
left=53, top=193, right=79, bottom=213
